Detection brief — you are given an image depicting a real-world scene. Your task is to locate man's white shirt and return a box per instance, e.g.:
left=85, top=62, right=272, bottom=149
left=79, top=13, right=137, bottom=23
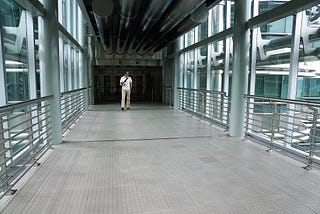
left=120, top=76, right=132, bottom=90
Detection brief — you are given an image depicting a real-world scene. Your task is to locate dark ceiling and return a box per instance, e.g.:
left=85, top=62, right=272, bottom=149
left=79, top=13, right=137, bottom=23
left=82, top=0, right=217, bottom=55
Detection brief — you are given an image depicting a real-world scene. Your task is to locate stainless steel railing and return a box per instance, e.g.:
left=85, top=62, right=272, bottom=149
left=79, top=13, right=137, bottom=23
left=177, top=88, right=229, bottom=128
left=163, top=87, right=173, bottom=106
left=60, top=88, right=87, bottom=133
left=0, top=96, right=53, bottom=198
left=244, top=95, right=320, bottom=168
left=177, top=88, right=320, bottom=168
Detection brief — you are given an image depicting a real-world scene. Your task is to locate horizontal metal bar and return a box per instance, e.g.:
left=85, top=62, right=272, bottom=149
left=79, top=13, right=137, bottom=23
left=244, top=94, right=320, bottom=107
left=14, top=0, right=45, bottom=17
left=179, top=28, right=233, bottom=54
left=247, top=0, right=320, bottom=29
left=60, top=88, right=87, bottom=96
left=58, top=24, right=83, bottom=51
left=0, top=96, right=53, bottom=113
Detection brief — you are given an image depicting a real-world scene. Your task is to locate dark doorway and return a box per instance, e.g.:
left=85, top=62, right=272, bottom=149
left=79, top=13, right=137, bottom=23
left=94, top=66, right=162, bottom=104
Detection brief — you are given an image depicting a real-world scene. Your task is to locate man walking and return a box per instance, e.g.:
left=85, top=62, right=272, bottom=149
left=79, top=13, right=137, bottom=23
left=120, top=71, right=132, bottom=111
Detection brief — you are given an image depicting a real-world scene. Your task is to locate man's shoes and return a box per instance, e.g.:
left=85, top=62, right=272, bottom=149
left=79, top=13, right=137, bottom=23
left=127, top=107, right=130, bottom=110
left=121, top=108, right=124, bottom=111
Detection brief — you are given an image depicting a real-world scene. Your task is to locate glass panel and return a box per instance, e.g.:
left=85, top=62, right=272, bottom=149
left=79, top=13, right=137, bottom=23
left=210, top=2, right=225, bottom=35
left=198, top=18, right=208, bottom=41
left=34, top=17, right=41, bottom=97
left=254, top=15, right=293, bottom=99
left=62, top=0, right=67, bottom=27
left=197, top=45, right=207, bottom=90
left=186, top=50, right=194, bottom=88
left=209, top=40, right=224, bottom=91
left=71, top=47, right=74, bottom=89
left=63, top=42, right=69, bottom=91
left=0, top=0, right=29, bottom=102
left=298, top=4, right=320, bottom=101
left=75, top=50, right=79, bottom=89
left=258, top=0, right=289, bottom=16
left=185, top=28, right=195, bottom=47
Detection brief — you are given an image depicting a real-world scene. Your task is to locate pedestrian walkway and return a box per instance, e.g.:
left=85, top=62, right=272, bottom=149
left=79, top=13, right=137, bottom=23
left=1, top=104, right=320, bottom=214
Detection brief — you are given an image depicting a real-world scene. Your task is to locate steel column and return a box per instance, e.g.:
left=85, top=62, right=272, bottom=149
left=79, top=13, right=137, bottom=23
left=285, top=12, right=303, bottom=146
left=229, top=0, right=250, bottom=137
left=194, top=27, right=199, bottom=90
left=0, top=21, right=7, bottom=106
left=39, top=0, right=62, bottom=144
left=223, top=0, right=231, bottom=95
left=26, top=11, right=37, bottom=99
left=247, top=0, right=259, bottom=132
left=173, top=39, right=181, bottom=110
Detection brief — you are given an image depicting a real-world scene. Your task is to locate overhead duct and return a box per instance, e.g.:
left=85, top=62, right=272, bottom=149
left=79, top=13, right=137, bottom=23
left=151, top=4, right=209, bottom=52
left=92, top=0, right=116, bottom=54
left=116, top=0, right=141, bottom=54
left=94, top=16, right=113, bottom=54
left=127, top=0, right=173, bottom=52
left=137, top=0, right=206, bottom=53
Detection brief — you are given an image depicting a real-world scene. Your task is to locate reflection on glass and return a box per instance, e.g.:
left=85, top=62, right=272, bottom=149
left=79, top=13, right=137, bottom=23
left=34, top=17, right=41, bottom=97
left=71, top=47, right=75, bottom=89
left=258, top=1, right=288, bottom=15
left=210, top=3, right=225, bottom=35
left=0, top=0, right=29, bottom=102
left=63, top=42, right=69, bottom=91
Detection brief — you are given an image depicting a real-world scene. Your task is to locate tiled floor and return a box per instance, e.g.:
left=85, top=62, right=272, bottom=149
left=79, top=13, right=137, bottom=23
left=1, top=104, right=320, bottom=214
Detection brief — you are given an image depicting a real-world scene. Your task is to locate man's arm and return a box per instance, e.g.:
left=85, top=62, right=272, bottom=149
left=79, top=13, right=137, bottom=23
left=120, top=77, right=123, bottom=86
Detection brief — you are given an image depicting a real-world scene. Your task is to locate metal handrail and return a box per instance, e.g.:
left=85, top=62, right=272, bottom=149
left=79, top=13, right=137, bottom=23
left=178, top=87, right=227, bottom=95
left=177, top=88, right=229, bottom=128
left=244, top=94, right=320, bottom=107
left=178, top=88, right=320, bottom=169
left=60, top=87, right=87, bottom=96
left=60, top=88, right=88, bottom=132
left=0, top=96, right=54, bottom=112
left=244, top=94, right=320, bottom=169
left=0, top=96, right=53, bottom=199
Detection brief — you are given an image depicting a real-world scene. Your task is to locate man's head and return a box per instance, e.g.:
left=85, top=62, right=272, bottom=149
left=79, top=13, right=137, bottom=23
left=124, top=71, right=129, bottom=77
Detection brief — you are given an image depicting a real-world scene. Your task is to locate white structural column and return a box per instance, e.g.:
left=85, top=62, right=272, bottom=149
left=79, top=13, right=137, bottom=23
left=194, top=27, right=199, bottom=90
left=206, top=9, right=213, bottom=91
left=0, top=23, right=7, bottom=106
left=229, top=0, right=250, bottom=137
left=247, top=0, right=259, bottom=132
left=285, top=12, right=303, bottom=146
left=68, top=46, right=73, bottom=90
left=26, top=11, right=37, bottom=99
left=39, top=0, right=62, bottom=144
left=78, top=11, right=89, bottom=107
left=223, top=0, right=231, bottom=95
left=173, top=39, right=181, bottom=110
left=87, top=36, right=95, bottom=105
left=59, top=38, right=65, bottom=92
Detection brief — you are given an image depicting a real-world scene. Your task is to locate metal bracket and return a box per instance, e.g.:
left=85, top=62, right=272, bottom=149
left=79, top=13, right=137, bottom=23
left=8, top=189, right=17, bottom=195
left=257, top=29, right=271, bottom=61
left=301, top=12, right=318, bottom=55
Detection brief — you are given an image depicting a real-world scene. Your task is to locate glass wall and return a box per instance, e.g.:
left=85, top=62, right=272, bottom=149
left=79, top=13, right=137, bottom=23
left=178, top=0, right=320, bottom=101
left=0, top=0, right=29, bottom=103
left=178, top=0, right=233, bottom=93
left=0, top=0, right=88, bottom=104
left=58, top=0, right=84, bottom=92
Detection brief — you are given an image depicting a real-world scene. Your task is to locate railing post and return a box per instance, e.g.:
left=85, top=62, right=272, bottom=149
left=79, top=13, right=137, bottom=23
left=182, top=89, right=185, bottom=110
left=269, top=103, right=278, bottom=152
left=0, top=116, right=9, bottom=194
left=245, top=96, right=250, bottom=133
left=27, top=105, right=36, bottom=161
left=304, top=108, right=319, bottom=170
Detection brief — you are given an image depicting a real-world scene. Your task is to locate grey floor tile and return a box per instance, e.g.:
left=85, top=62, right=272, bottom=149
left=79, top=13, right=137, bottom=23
left=1, top=104, right=320, bottom=214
